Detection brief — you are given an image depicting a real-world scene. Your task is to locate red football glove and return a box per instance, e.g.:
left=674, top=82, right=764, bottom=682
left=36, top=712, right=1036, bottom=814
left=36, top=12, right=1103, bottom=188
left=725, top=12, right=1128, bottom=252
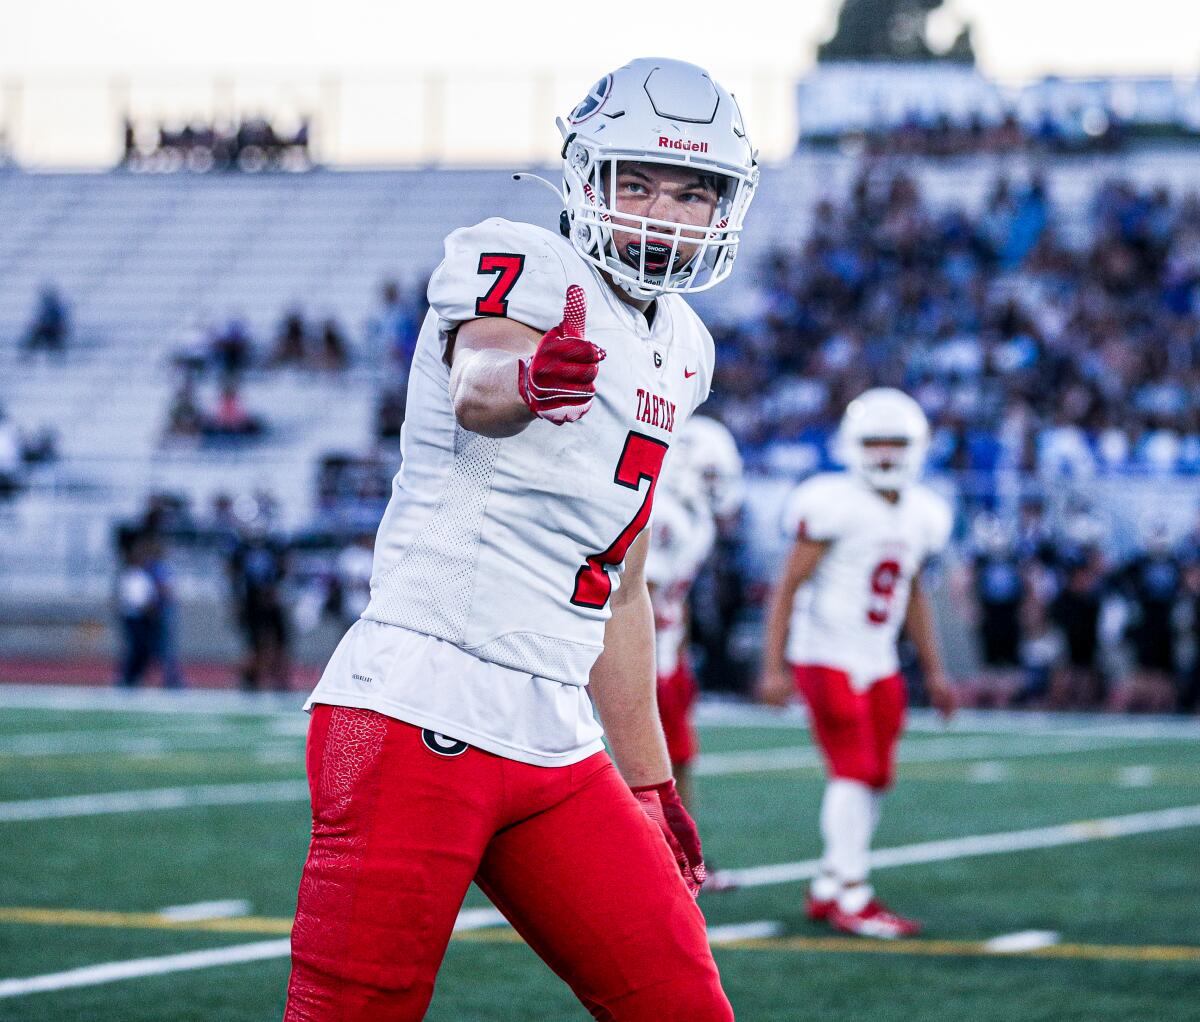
left=631, top=778, right=707, bottom=897
left=517, top=285, right=605, bottom=424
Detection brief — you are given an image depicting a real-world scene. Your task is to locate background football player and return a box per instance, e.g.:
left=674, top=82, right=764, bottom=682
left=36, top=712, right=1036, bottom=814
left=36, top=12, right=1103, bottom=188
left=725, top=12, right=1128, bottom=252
left=646, top=414, right=742, bottom=811
left=285, top=58, right=757, bottom=1021
left=758, top=388, right=957, bottom=939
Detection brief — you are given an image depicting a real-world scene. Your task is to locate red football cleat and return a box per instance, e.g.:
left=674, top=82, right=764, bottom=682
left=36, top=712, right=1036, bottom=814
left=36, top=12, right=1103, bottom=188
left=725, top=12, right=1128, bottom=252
left=828, top=899, right=922, bottom=939
left=805, top=890, right=836, bottom=922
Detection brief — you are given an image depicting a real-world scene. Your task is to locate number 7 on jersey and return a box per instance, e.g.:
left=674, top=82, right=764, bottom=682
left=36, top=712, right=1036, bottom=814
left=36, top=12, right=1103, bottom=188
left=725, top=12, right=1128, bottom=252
left=571, top=431, right=669, bottom=609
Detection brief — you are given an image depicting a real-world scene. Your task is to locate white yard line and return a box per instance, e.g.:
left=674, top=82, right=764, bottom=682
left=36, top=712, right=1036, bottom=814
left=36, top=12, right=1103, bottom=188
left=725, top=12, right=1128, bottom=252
left=1117, top=765, right=1157, bottom=788
left=0, top=939, right=293, bottom=999
left=157, top=900, right=252, bottom=922
left=0, top=732, right=1173, bottom=824
left=0, top=780, right=309, bottom=823
left=1, top=804, right=1196, bottom=999
left=713, top=804, right=1200, bottom=889
left=966, top=761, right=1010, bottom=784
left=0, top=904, right=508, bottom=1000
left=4, top=686, right=1200, bottom=741
left=454, top=907, right=507, bottom=930
left=707, top=920, right=785, bottom=944
left=984, top=930, right=1061, bottom=953
left=694, top=733, right=1154, bottom=778
left=696, top=702, right=1200, bottom=740
left=0, top=685, right=300, bottom=717
left=0, top=732, right=274, bottom=758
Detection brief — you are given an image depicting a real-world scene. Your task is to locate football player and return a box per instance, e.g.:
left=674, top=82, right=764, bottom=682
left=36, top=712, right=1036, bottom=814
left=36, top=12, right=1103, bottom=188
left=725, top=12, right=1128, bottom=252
left=758, top=388, right=956, bottom=939
left=285, top=58, right=757, bottom=1021
left=647, top=415, right=743, bottom=811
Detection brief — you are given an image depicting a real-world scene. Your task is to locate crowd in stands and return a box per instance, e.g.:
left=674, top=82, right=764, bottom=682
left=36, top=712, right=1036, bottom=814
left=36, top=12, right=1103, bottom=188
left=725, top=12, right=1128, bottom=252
left=162, top=279, right=426, bottom=453
left=833, top=110, right=1126, bottom=159
left=0, top=405, right=58, bottom=501
left=165, top=307, right=357, bottom=445
left=20, top=285, right=70, bottom=355
left=709, top=166, right=1200, bottom=492
left=34, top=156, right=1198, bottom=712
left=121, top=115, right=312, bottom=173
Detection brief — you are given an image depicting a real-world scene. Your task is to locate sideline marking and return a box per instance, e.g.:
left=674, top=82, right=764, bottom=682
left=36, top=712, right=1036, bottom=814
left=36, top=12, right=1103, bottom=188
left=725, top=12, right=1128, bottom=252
left=1117, top=765, right=1156, bottom=788
left=0, top=731, right=272, bottom=759
left=0, top=780, right=309, bottom=823
left=984, top=930, right=1061, bottom=953
left=696, top=702, right=1200, bottom=740
left=708, top=921, right=785, bottom=943
left=0, top=907, right=290, bottom=935
left=0, top=912, right=1194, bottom=999
left=695, top=733, right=1157, bottom=778
left=0, top=685, right=300, bottom=717
left=713, top=803, right=1200, bottom=889
left=3, top=803, right=1197, bottom=931
left=0, top=904, right=506, bottom=999
left=716, top=934, right=1200, bottom=963
left=157, top=900, right=251, bottom=922
left=0, top=939, right=292, bottom=999
left=4, top=686, right=1200, bottom=743
left=967, top=761, right=1010, bottom=783
left=452, top=925, right=1200, bottom=963
left=0, top=903, right=504, bottom=938
left=9, top=731, right=1149, bottom=824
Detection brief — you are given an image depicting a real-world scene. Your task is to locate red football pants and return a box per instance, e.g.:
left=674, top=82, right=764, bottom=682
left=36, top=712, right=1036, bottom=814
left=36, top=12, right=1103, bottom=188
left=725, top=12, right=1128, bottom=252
left=284, top=705, right=732, bottom=1022
left=657, top=660, right=699, bottom=768
left=793, top=666, right=906, bottom=790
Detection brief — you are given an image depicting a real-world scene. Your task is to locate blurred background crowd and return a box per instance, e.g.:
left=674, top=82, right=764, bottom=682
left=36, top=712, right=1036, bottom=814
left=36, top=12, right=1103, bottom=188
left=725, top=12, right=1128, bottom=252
left=72, top=160, right=1200, bottom=716
left=6, top=0, right=1200, bottom=717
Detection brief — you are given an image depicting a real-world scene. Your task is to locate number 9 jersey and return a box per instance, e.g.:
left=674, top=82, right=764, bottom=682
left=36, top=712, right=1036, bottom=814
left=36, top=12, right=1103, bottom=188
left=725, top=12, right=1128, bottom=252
left=362, top=218, right=715, bottom=687
left=782, top=472, right=952, bottom=691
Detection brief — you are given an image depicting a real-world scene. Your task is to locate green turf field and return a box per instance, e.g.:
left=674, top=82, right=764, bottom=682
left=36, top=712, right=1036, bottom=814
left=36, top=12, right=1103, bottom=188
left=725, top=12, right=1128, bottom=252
left=0, top=689, right=1197, bottom=1021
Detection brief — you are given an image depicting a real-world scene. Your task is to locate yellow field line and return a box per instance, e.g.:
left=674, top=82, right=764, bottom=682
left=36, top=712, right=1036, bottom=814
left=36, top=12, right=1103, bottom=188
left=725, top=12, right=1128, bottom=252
left=1, top=907, right=1197, bottom=964
left=0, top=908, right=291, bottom=935
left=715, top=935, right=1200, bottom=963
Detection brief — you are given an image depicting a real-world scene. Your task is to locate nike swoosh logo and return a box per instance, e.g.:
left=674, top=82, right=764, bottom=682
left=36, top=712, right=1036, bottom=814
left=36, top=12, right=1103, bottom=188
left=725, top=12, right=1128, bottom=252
left=684, top=368, right=697, bottom=379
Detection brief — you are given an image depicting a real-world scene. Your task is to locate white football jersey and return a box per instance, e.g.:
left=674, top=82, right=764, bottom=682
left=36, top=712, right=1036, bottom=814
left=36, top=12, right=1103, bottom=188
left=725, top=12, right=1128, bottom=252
left=307, top=218, right=715, bottom=764
left=646, top=488, right=714, bottom=676
left=783, top=473, right=952, bottom=689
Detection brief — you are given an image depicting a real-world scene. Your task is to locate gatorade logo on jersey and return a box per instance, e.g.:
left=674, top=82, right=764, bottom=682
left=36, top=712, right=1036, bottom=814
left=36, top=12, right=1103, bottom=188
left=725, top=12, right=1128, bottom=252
left=421, top=730, right=470, bottom=758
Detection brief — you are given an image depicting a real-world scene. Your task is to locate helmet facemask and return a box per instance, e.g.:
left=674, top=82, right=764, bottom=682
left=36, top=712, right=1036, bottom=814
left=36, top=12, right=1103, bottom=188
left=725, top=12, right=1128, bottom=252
left=835, top=388, right=931, bottom=493
left=561, top=133, right=757, bottom=300
left=849, top=437, right=926, bottom=492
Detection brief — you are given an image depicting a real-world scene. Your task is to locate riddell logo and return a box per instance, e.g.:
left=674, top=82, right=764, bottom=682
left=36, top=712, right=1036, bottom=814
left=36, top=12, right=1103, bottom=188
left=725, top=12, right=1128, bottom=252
left=658, top=137, right=709, bottom=153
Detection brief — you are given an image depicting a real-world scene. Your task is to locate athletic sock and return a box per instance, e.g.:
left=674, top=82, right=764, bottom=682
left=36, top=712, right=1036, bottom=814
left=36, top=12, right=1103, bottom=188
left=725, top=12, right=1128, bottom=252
left=837, top=881, right=874, bottom=915
left=810, top=871, right=841, bottom=902
left=819, top=777, right=875, bottom=888
left=869, top=788, right=884, bottom=839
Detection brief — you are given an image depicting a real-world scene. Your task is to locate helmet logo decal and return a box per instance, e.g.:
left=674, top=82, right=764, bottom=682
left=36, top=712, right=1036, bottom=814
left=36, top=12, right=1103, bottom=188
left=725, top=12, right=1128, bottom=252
left=568, top=75, right=613, bottom=124
left=657, top=136, right=709, bottom=153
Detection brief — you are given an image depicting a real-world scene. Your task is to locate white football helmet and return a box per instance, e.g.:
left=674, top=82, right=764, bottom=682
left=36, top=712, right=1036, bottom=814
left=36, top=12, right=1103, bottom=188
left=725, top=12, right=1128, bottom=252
left=672, top=415, right=745, bottom=519
left=835, top=388, right=930, bottom=492
left=557, top=57, right=758, bottom=299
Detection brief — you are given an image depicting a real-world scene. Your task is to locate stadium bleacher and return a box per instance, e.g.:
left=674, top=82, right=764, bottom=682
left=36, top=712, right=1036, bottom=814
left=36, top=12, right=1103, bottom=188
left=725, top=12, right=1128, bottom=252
left=9, top=150, right=1200, bottom=669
